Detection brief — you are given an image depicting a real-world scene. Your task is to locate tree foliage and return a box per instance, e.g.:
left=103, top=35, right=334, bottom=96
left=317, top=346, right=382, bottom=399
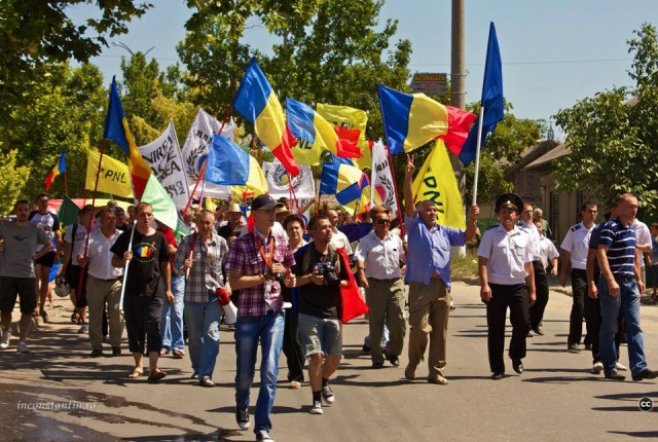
left=0, top=149, right=31, bottom=215
left=177, top=0, right=411, bottom=135
left=0, top=0, right=151, bottom=128
left=554, top=23, right=658, bottom=216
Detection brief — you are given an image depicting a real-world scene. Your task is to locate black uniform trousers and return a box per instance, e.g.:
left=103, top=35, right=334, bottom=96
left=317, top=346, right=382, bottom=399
left=568, top=269, right=589, bottom=346
left=529, top=261, right=548, bottom=330
left=487, top=283, right=530, bottom=374
left=282, top=308, right=305, bottom=382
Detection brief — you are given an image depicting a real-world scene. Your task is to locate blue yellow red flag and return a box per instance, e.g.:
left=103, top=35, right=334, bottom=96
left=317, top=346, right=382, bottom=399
left=316, top=103, right=371, bottom=170
left=104, top=76, right=151, bottom=199
left=320, top=156, right=369, bottom=206
left=205, top=135, right=268, bottom=196
left=232, top=59, right=300, bottom=176
left=44, top=150, right=66, bottom=191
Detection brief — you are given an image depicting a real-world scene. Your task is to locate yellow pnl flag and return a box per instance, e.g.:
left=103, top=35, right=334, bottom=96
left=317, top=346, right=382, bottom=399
left=85, top=150, right=134, bottom=198
left=411, top=140, right=465, bottom=230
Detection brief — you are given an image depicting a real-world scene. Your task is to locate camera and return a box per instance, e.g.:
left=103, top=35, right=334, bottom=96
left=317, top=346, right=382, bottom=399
left=314, top=261, right=340, bottom=287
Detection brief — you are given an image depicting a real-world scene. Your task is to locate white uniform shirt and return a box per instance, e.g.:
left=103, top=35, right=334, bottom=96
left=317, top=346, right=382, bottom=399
left=478, top=225, right=532, bottom=285
left=354, top=230, right=404, bottom=279
left=631, top=219, right=652, bottom=268
left=87, top=228, right=124, bottom=280
left=538, top=236, right=560, bottom=269
left=518, top=220, right=541, bottom=261
left=330, top=228, right=353, bottom=255
left=63, top=223, right=88, bottom=266
left=560, top=222, right=596, bottom=270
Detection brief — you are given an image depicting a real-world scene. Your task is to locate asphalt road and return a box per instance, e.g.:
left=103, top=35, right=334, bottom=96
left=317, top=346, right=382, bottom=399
left=2, top=281, right=658, bottom=441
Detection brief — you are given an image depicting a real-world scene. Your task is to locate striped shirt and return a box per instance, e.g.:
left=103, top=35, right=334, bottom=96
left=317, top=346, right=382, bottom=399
left=174, top=231, right=229, bottom=303
left=598, top=218, right=636, bottom=277
left=225, top=228, right=295, bottom=317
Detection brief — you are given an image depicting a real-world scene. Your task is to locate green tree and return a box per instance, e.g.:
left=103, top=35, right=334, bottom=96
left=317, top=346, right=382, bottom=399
left=0, top=149, right=31, bottom=215
left=177, top=0, right=411, bottom=134
left=0, top=0, right=151, bottom=128
left=0, top=62, right=107, bottom=199
left=554, top=23, right=658, bottom=215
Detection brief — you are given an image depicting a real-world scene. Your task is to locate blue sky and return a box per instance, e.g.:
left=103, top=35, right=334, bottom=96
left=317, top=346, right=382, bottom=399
left=70, top=1, right=658, bottom=132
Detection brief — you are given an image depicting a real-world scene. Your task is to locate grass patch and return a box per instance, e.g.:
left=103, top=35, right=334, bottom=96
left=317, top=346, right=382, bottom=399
left=451, top=253, right=479, bottom=279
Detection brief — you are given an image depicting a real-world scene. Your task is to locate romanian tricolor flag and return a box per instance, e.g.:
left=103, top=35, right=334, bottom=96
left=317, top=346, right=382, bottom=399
left=104, top=76, right=152, bottom=200
left=316, top=103, right=371, bottom=170
left=320, top=156, right=370, bottom=206
left=286, top=98, right=361, bottom=166
left=44, top=150, right=66, bottom=191
left=378, top=84, right=475, bottom=155
left=232, top=59, right=300, bottom=176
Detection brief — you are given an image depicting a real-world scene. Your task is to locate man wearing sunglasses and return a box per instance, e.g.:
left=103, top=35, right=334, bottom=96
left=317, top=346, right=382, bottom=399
left=403, top=154, right=479, bottom=385
left=355, top=205, right=406, bottom=369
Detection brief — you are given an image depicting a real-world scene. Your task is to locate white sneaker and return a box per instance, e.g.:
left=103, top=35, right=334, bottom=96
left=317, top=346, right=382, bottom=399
left=309, top=400, right=323, bottom=414
left=0, top=329, right=11, bottom=349
left=17, top=340, right=29, bottom=353
left=592, top=361, right=604, bottom=374
left=616, top=362, right=628, bottom=371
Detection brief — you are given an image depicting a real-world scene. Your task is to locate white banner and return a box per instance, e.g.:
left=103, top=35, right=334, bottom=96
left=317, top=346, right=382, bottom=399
left=181, top=108, right=235, bottom=186
left=263, top=160, right=315, bottom=199
left=139, top=121, right=189, bottom=211
left=370, top=140, right=399, bottom=216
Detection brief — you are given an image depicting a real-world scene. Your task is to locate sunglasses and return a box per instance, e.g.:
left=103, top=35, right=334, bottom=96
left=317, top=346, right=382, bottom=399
left=375, top=219, right=391, bottom=225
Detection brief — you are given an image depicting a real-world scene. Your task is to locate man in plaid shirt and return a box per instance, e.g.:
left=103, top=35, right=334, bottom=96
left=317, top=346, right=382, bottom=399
left=226, top=194, right=296, bottom=442
left=174, top=210, right=230, bottom=387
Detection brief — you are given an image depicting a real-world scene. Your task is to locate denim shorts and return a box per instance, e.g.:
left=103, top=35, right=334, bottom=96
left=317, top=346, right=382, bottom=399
left=297, top=313, right=342, bottom=358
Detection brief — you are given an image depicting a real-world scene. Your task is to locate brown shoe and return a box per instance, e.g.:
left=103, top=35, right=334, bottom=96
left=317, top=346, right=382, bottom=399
left=147, top=370, right=167, bottom=383
left=428, top=375, right=449, bottom=385
left=404, top=365, right=416, bottom=381
left=172, top=349, right=185, bottom=359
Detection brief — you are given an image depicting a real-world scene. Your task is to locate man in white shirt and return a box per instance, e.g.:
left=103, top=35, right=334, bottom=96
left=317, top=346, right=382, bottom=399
left=355, top=205, right=406, bottom=368
left=326, top=209, right=353, bottom=255
left=530, top=220, right=559, bottom=335
left=478, top=193, right=536, bottom=380
left=78, top=207, right=124, bottom=357
left=560, top=202, right=598, bottom=352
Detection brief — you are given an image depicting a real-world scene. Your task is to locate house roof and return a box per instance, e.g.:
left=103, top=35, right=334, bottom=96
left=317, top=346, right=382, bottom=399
left=524, top=143, right=570, bottom=169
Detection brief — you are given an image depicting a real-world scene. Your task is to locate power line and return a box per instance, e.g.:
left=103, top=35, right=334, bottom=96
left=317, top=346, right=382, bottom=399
left=411, top=57, right=632, bottom=68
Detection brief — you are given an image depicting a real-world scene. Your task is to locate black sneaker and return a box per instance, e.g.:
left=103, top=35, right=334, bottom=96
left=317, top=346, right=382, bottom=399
left=632, top=369, right=658, bottom=381
left=236, top=406, right=250, bottom=430
left=532, top=327, right=544, bottom=336
left=309, top=400, right=323, bottom=414
left=491, top=372, right=504, bottom=380
left=388, top=354, right=400, bottom=367
left=321, top=385, right=334, bottom=405
left=604, top=370, right=626, bottom=381
left=371, top=362, right=384, bottom=369
left=255, top=429, right=274, bottom=442
left=512, top=359, right=524, bottom=375
left=89, top=349, right=103, bottom=358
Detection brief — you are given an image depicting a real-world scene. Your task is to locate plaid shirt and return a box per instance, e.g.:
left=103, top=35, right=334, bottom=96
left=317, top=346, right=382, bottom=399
left=225, top=228, right=295, bottom=317
left=174, top=231, right=229, bottom=303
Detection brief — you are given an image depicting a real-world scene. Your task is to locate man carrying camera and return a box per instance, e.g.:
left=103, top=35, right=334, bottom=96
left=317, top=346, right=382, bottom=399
left=293, top=214, right=349, bottom=415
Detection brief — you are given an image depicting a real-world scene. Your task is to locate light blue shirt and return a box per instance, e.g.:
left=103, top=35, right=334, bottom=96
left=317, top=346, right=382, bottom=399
left=404, top=214, right=465, bottom=289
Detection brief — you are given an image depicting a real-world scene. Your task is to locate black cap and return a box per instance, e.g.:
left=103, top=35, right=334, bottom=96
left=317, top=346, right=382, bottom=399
left=495, top=193, right=524, bottom=214
left=251, top=194, right=283, bottom=211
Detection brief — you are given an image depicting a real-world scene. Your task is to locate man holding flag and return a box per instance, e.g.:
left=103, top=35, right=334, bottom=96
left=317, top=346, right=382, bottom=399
left=403, top=154, right=479, bottom=385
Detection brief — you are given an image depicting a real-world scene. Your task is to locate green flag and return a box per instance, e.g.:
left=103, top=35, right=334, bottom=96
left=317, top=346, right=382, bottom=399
left=140, top=174, right=178, bottom=231
left=57, top=195, right=79, bottom=227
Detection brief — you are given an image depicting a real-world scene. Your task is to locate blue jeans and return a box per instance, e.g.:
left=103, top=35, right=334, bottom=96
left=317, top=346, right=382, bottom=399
left=235, top=310, right=285, bottom=434
left=599, top=276, right=648, bottom=375
left=185, top=300, right=222, bottom=379
left=160, top=275, right=185, bottom=351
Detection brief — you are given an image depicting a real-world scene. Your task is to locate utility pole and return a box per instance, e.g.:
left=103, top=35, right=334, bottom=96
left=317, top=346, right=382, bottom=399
left=450, top=0, right=466, bottom=176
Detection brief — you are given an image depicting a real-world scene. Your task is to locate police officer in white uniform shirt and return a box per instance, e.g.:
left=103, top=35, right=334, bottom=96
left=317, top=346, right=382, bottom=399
left=478, top=193, right=536, bottom=380
left=559, top=202, right=598, bottom=352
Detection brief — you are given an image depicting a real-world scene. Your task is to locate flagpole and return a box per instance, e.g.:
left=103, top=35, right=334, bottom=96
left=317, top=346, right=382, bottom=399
left=76, top=138, right=108, bottom=302
left=386, top=150, right=406, bottom=237
left=471, top=107, right=485, bottom=205
left=64, top=170, right=69, bottom=196
left=182, top=109, right=233, bottom=220
left=119, top=219, right=137, bottom=309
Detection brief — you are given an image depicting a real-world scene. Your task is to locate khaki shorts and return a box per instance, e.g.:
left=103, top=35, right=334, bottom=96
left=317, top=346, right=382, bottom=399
left=297, top=313, right=342, bottom=358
